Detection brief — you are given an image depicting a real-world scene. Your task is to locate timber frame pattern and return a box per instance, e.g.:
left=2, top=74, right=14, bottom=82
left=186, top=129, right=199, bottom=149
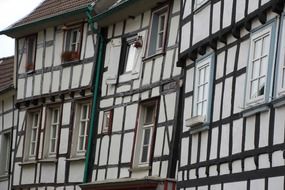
left=0, top=0, right=285, bottom=190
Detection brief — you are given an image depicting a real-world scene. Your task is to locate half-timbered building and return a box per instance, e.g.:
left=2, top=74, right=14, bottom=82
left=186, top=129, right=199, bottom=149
left=0, top=56, right=17, bottom=190
left=81, top=0, right=182, bottom=189
left=0, top=0, right=97, bottom=189
left=178, top=0, right=285, bottom=190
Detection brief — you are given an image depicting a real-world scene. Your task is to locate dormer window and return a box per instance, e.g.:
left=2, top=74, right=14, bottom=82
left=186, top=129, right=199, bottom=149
left=62, top=25, right=82, bottom=62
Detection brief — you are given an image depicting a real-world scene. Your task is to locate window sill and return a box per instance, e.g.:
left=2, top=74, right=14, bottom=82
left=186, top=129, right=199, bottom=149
left=143, top=52, right=165, bottom=62
left=66, top=156, right=85, bottom=162
left=38, top=158, right=58, bottom=163
left=185, top=116, right=209, bottom=134
left=118, top=71, right=140, bottom=83
left=19, top=160, right=37, bottom=166
left=242, top=103, right=270, bottom=117
left=128, top=165, right=151, bottom=172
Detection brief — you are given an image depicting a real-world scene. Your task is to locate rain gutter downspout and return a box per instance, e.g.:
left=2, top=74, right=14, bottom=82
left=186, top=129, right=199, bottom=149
left=83, top=3, right=105, bottom=183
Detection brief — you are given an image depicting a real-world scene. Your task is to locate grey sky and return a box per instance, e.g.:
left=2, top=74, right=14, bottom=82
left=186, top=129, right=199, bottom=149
left=0, top=0, right=43, bottom=58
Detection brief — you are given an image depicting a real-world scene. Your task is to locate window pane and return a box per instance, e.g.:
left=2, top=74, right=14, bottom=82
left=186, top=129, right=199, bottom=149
left=125, top=44, right=136, bottom=72
left=262, top=34, right=270, bottom=56
left=145, top=105, right=155, bottom=124
left=282, top=68, right=285, bottom=88
left=253, top=39, right=262, bottom=59
left=252, top=60, right=260, bottom=79
left=78, top=137, right=84, bottom=151
left=250, top=79, right=258, bottom=98
left=258, top=77, right=266, bottom=96
left=82, top=105, right=88, bottom=120
left=159, top=15, right=165, bottom=31
left=80, top=123, right=86, bottom=136
left=260, top=56, right=268, bottom=76
left=197, top=102, right=202, bottom=116
left=143, top=128, right=151, bottom=145
left=141, top=146, right=148, bottom=163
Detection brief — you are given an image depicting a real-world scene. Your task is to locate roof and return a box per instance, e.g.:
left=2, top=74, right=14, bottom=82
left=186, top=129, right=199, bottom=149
left=0, top=0, right=93, bottom=38
left=0, top=56, right=14, bottom=93
left=12, top=0, right=92, bottom=28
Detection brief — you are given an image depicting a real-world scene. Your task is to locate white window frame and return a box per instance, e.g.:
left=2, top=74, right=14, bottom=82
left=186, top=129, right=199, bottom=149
left=133, top=100, right=158, bottom=168
left=65, top=27, right=82, bottom=53
left=192, top=54, right=214, bottom=123
left=147, top=6, right=168, bottom=56
left=0, top=131, right=11, bottom=176
left=71, top=102, right=90, bottom=157
left=26, top=111, right=41, bottom=160
left=102, top=110, right=113, bottom=134
left=44, top=107, right=60, bottom=157
left=245, top=21, right=276, bottom=107
left=275, top=15, right=285, bottom=97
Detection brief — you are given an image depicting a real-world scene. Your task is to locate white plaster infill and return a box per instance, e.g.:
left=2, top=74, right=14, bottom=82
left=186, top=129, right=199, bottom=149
left=185, top=115, right=209, bottom=134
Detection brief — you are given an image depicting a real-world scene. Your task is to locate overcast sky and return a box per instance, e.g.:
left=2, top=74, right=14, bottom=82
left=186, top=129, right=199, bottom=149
left=0, top=0, right=43, bottom=58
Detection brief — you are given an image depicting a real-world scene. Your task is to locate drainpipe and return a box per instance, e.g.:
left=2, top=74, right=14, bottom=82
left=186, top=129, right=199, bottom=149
left=83, top=3, right=105, bottom=183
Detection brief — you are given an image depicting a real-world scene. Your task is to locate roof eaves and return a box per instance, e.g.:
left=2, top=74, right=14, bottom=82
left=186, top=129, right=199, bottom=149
left=0, top=5, right=88, bottom=37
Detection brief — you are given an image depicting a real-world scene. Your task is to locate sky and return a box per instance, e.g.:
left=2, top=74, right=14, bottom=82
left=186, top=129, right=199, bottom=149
left=0, top=0, right=43, bottom=58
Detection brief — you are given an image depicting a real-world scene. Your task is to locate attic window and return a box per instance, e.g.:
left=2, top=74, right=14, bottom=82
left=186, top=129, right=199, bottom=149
left=62, top=25, right=83, bottom=62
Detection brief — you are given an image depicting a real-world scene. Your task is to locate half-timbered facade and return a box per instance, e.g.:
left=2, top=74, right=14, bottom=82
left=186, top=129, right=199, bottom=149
left=0, top=0, right=97, bottom=189
left=0, top=56, right=17, bottom=190
left=178, top=0, right=285, bottom=190
left=81, top=0, right=182, bottom=189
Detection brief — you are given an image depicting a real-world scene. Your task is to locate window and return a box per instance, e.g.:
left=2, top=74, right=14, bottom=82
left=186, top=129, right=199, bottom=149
left=194, top=0, right=208, bottom=10
left=133, top=100, right=158, bottom=167
left=193, top=55, right=214, bottom=121
left=71, top=103, right=90, bottom=157
left=25, top=111, right=41, bottom=159
left=119, top=36, right=143, bottom=75
left=0, top=131, right=11, bottom=176
left=44, top=107, right=60, bottom=157
left=62, top=25, right=82, bottom=62
left=276, top=17, right=285, bottom=97
left=148, top=6, right=168, bottom=56
left=25, top=35, right=37, bottom=72
left=102, top=110, right=113, bottom=134
left=245, top=23, right=275, bottom=106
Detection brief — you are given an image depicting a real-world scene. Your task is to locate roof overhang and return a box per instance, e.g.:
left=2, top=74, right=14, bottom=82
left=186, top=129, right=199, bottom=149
left=0, top=6, right=89, bottom=38
left=80, top=177, right=176, bottom=190
left=94, top=0, right=167, bottom=27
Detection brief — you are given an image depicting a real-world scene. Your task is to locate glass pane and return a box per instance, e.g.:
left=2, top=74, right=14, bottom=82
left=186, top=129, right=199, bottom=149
left=103, top=112, right=110, bottom=131
left=82, top=105, right=88, bottom=120
left=50, top=139, right=55, bottom=153
left=159, top=15, right=165, bottom=31
left=51, top=125, right=57, bottom=138
left=141, top=145, right=148, bottom=163
left=53, top=109, right=59, bottom=123
left=202, top=101, right=207, bottom=116
left=30, top=143, right=35, bottom=155
left=143, top=128, right=151, bottom=145
left=145, top=105, right=155, bottom=124
left=125, top=44, right=136, bottom=72
left=252, top=60, right=260, bottom=79
left=78, top=137, right=84, bottom=151
left=203, top=83, right=208, bottom=100
left=197, top=102, right=202, bottom=115
left=262, top=34, right=270, bottom=56
left=199, top=67, right=205, bottom=85
left=253, top=39, right=262, bottom=59
left=260, top=56, right=268, bottom=76
left=34, top=113, right=39, bottom=127
left=72, top=30, right=78, bottom=44
left=250, top=79, right=258, bottom=98
left=205, top=65, right=210, bottom=82
left=80, top=124, right=86, bottom=136
left=198, top=86, right=203, bottom=102
left=31, top=129, right=37, bottom=141
left=258, top=77, right=266, bottom=96
left=158, top=33, right=164, bottom=49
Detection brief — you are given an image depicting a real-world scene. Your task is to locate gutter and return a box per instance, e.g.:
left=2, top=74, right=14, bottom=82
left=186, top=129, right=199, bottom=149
left=83, top=3, right=106, bottom=183
left=93, top=0, right=138, bottom=22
